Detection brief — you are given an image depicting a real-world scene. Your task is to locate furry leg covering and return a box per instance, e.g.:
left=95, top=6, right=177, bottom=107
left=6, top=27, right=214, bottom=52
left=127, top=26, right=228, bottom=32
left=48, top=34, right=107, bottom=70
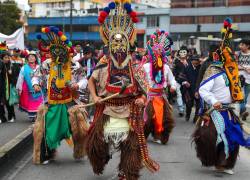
left=144, top=101, right=154, bottom=139
left=161, top=100, right=175, bottom=144
left=192, top=115, right=239, bottom=168
left=192, top=115, right=217, bottom=166
left=119, top=131, right=142, bottom=180
left=33, top=105, right=47, bottom=164
left=144, top=99, right=175, bottom=144
left=68, top=106, right=89, bottom=160
left=86, top=113, right=110, bottom=175
left=216, top=143, right=239, bottom=169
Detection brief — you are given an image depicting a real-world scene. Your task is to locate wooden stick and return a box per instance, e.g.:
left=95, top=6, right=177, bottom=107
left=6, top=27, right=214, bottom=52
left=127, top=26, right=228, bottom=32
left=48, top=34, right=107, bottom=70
left=75, top=92, right=120, bottom=108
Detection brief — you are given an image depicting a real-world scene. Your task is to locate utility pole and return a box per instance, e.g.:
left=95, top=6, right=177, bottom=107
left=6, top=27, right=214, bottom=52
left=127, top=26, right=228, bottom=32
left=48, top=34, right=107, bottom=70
left=70, top=0, right=73, bottom=40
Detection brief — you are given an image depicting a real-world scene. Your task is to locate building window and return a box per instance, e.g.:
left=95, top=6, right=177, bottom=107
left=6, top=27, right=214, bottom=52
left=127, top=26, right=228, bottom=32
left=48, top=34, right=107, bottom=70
left=229, top=0, right=250, bottom=6
left=171, top=14, right=250, bottom=24
left=171, top=0, right=230, bottom=8
left=171, top=16, right=195, bottom=24
left=88, top=25, right=99, bottom=32
left=213, top=0, right=226, bottom=6
left=137, top=34, right=144, bottom=48
left=147, top=16, right=159, bottom=28
left=138, top=16, right=143, bottom=23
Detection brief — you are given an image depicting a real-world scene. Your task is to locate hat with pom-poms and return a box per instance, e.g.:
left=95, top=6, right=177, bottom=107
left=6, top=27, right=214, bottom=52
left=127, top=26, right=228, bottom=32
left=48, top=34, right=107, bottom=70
left=99, top=0, right=139, bottom=46
left=37, top=26, right=73, bottom=64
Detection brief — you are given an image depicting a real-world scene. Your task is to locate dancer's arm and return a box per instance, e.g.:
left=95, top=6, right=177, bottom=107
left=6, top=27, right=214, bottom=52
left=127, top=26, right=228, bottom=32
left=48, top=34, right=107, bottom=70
left=88, top=76, right=102, bottom=104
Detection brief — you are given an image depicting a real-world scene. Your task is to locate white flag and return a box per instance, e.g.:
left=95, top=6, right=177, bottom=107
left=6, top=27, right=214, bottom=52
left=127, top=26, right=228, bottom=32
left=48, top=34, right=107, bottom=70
left=0, top=28, right=25, bottom=50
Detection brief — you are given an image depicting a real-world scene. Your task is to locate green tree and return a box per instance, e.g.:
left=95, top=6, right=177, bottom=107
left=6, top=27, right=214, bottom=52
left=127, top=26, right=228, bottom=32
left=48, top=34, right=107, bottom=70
left=0, top=0, right=22, bottom=35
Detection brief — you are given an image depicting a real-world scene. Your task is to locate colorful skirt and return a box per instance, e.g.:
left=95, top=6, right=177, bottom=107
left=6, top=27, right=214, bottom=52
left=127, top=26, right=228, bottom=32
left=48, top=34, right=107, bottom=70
left=19, top=82, right=43, bottom=116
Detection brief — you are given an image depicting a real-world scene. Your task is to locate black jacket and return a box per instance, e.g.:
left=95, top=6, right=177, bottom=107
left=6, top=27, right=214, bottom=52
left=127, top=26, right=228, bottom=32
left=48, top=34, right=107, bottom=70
left=173, top=58, right=188, bottom=84
left=0, top=61, right=15, bottom=103
left=0, top=60, right=5, bottom=103
left=183, top=62, right=201, bottom=95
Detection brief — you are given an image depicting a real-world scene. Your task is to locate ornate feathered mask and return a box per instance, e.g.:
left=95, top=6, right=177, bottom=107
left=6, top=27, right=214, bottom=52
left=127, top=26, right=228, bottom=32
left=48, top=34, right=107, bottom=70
left=37, top=26, right=73, bottom=64
left=98, top=0, right=138, bottom=69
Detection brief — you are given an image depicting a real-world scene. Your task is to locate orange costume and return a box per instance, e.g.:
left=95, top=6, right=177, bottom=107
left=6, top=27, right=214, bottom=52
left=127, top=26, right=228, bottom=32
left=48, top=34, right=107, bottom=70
left=143, top=30, right=176, bottom=144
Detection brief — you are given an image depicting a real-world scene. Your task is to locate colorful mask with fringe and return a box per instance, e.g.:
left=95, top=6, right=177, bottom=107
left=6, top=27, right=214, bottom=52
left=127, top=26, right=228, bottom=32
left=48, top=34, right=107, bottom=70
left=219, top=18, right=243, bottom=102
left=98, top=0, right=138, bottom=94
left=37, top=26, right=74, bottom=104
left=146, top=30, right=173, bottom=86
left=0, top=41, right=8, bottom=54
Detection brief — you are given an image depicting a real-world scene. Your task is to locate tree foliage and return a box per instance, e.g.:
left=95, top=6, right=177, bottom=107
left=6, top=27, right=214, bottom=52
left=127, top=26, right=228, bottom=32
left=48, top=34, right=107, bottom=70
left=0, top=0, right=22, bottom=35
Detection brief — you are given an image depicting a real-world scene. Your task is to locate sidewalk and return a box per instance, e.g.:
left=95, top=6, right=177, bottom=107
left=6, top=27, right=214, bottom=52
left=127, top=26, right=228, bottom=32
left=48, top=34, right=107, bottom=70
left=0, top=107, right=31, bottom=147
left=0, top=107, right=33, bottom=168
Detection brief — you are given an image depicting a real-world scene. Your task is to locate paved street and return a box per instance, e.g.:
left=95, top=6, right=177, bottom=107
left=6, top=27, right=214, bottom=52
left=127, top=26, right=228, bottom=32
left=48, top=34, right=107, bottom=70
left=0, top=107, right=30, bottom=147
left=1, top=109, right=250, bottom=180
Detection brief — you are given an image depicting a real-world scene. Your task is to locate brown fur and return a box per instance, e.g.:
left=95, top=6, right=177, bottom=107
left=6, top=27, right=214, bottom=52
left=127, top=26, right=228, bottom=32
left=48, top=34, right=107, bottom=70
left=192, top=115, right=217, bottom=166
left=223, top=145, right=239, bottom=169
left=192, top=115, right=240, bottom=168
left=33, top=105, right=48, bottom=164
left=119, top=131, right=142, bottom=180
left=86, top=114, right=110, bottom=175
left=161, top=99, right=175, bottom=144
left=144, top=101, right=154, bottom=139
left=68, top=106, right=89, bottom=160
left=144, top=99, right=175, bottom=144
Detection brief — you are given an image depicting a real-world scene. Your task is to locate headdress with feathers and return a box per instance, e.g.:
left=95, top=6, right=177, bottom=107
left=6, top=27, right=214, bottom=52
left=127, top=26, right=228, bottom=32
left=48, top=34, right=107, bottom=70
left=37, top=26, right=73, bottom=64
left=217, top=18, right=244, bottom=101
left=98, top=0, right=138, bottom=46
left=146, top=30, right=173, bottom=85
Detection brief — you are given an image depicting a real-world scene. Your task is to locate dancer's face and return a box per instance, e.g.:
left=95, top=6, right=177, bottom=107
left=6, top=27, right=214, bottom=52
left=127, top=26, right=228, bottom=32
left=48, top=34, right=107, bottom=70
left=28, top=55, right=36, bottom=64
left=3, top=55, right=10, bottom=63
left=110, top=33, right=129, bottom=67
left=179, top=50, right=187, bottom=58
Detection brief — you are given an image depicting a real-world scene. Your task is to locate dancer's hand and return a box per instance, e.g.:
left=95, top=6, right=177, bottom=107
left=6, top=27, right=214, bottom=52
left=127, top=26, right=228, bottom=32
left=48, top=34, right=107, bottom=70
left=213, top=102, right=222, bottom=110
left=71, top=83, right=79, bottom=91
left=135, top=98, right=145, bottom=107
left=185, top=82, right=190, bottom=88
left=93, top=96, right=102, bottom=104
left=194, top=92, right=199, bottom=99
left=33, top=85, right=41, bottom=92
left=170, top=87, right=176, bottom=94
left=18, top=90, right=22, bottom=96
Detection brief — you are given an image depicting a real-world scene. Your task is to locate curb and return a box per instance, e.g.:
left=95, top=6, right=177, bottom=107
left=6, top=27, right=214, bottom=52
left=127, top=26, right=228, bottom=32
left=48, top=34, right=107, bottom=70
left=0, top=125, right=33, bottom=166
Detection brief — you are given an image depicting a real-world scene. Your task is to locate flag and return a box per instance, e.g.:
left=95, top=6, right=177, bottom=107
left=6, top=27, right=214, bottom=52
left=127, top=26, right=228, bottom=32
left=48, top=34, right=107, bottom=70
left=0, top=28, right=25, bottom=50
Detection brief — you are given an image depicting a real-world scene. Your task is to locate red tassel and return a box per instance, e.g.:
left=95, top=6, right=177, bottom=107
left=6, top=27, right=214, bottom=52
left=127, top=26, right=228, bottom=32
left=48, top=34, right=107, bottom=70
left=45, top=27, right=50, bottom=33
left=100, top=11, right=108, bottom=18
left=98, top=16, right=105, bottom=24
left=58, top=31, right=63, bottom=37
left=130, top=11, right=137, bottom=18
left=132, top=17, right=139, bottom=23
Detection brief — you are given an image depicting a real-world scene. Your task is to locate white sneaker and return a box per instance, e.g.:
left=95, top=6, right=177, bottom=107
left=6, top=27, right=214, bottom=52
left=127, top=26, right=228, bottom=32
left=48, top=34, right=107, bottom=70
left=42, top=160, right=50, bottom=165
left=215, top=167, right=234, bottom=175
left=0, top=120, right=2, bottom=124
left=8, top=118, right=15, bottom=123
left=153, top=139, right=162, bottom=144
left=223, top=169, right=234, bottom=175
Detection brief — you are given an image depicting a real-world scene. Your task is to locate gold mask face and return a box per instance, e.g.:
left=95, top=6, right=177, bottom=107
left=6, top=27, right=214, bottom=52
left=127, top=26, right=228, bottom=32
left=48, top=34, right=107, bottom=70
left=109, top=33, right=129, bottom=68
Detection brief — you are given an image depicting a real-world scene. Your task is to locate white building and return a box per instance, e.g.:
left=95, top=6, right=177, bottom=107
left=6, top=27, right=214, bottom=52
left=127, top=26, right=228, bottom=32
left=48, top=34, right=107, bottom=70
left=28, top=0, right=101, bottom=17
left=138, top=0, right=170, bottom=8
left=132, top=3, right=170, bottom=48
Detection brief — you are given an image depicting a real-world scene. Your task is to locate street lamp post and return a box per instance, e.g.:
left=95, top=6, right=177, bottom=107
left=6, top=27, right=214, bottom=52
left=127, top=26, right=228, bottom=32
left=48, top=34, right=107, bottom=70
left=70, top=0, right=73, bottom=40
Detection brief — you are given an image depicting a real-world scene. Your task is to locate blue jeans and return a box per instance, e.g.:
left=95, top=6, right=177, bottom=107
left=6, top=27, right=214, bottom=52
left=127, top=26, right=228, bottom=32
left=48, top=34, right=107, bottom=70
left=176, top=83, right=184, bottom=113
left=240, top=83, right=250, bottom=114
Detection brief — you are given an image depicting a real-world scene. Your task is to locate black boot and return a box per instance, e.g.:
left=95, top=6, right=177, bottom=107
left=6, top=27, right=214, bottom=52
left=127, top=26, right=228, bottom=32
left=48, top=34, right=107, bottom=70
left=0, top=116, right=7, bottom=123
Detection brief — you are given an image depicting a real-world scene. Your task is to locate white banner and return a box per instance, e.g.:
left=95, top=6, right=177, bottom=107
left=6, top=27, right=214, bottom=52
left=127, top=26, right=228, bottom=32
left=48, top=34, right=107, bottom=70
left=0, top=28, right=25, bottom=50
